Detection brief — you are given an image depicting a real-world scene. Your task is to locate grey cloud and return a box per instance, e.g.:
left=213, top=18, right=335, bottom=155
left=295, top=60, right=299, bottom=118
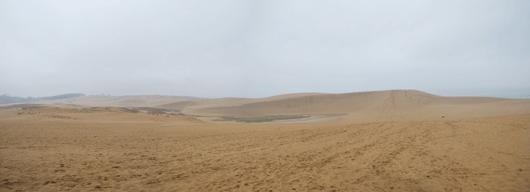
left=1, top=0, right=529, bottom=98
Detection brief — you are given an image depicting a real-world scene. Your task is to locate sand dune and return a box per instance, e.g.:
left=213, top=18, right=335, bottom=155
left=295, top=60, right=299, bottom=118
left=1, top=90, right=529, bottom=191
left=183, top=90, right=530, bottom=122
left=15, top=90, right=529, bottom=123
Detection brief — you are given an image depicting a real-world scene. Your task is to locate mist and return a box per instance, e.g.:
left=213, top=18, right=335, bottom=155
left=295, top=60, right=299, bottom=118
left=1, top=0, right=529, bottom=98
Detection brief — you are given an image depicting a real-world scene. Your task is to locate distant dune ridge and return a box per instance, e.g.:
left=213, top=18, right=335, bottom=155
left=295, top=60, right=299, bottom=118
left=2, top=90, right=529, bottom=123
left=0, top=93, right=85, bottom=104
left=166, top=90, right=530, bottom=123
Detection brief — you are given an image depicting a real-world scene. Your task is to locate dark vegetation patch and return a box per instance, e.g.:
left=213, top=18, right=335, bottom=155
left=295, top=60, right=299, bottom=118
left=136, top=107, right=170, bottom=114
left=118, top=107, right=184, bottom=115
left=212, top=115, right=310, bottom=123
left=12, top=105, right=185, bottom=116
left=135, top=107, right=183, bottom=115
left=82, top=107, right=114, bottom=112
left=18, top=106, right=114, bottom=115
left=118, top=107, right=139, bottom=113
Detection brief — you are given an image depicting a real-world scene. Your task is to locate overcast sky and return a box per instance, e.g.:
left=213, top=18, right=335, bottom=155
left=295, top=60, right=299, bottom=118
left=1, top=0, right=529, bottom=98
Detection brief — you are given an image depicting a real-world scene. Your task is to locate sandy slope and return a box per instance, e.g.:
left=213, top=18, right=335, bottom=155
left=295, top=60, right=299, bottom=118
left=1, top=92, right=328, bottom=114
left=1, top=90, right=530, bottom=191
left=185, top=90, right=530, bottom=122
left=11, top=90, right=528, bottom=121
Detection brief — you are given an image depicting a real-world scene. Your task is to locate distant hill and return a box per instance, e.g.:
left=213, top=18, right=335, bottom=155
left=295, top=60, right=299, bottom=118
left=38, top=93, right=85, bottom=101
left=0, top=93, right=85, bottom=104
left=179, top=90, right=530, bottom=122
left=0, top=95, right=36, bottom=104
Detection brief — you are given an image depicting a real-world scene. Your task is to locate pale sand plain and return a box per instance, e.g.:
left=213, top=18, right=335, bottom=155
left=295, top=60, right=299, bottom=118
left=1, top=90, right=529, bottom=191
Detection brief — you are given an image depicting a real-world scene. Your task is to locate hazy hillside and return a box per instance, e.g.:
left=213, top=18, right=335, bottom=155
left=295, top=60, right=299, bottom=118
left=0, top=93, right=85, bottom=104
left=5, top=90, right=529, bottom=124
left=182, top=90, right=530, bottom=122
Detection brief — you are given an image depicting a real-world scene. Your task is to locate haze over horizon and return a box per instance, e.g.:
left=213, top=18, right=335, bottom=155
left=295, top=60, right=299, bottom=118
left=1, top=0, right=529, bottom=98
left=2, top=87, right=530, bottom=101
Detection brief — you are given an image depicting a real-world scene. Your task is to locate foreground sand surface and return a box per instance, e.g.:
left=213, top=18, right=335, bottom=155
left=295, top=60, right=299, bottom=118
left=1, top=90, right=530, bottom=191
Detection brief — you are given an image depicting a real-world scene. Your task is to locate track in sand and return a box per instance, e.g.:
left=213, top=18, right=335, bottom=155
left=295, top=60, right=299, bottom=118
left=1, top=90, right=529, bottom=191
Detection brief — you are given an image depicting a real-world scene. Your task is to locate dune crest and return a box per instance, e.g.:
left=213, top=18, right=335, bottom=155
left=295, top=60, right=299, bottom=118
left=178, top=90, right=530, bottom=123
left=8, top=90, right=528, bottom=123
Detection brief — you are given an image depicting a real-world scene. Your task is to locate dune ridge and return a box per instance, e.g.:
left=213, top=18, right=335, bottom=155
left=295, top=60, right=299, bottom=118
left=181, top=90, right=530, bottom=122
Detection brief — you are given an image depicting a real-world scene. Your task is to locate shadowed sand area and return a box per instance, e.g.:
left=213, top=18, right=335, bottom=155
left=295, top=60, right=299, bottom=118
left=1, top=90, right=529, bottom=191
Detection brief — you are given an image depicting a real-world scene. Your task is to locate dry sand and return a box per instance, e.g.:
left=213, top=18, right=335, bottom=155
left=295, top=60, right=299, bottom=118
left=1, top=90, right=529, bottom=191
